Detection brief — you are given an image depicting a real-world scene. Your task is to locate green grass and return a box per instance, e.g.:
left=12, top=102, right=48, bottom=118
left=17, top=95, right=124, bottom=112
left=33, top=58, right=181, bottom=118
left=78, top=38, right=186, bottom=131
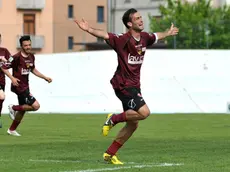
left=0, top=114, right=230, bottom=172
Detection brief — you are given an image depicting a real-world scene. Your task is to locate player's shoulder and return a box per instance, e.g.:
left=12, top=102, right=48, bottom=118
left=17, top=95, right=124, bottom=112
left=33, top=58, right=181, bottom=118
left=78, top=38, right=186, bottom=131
left=30, top=53, right=35, bottom=59
left=12, top=51, right=21, bottom=57
left=12, top=51, right=21, bottom=61
left=141, top=32, right=152, bottom=37
left=0, top=47, right=6, bottom=51
left=109, top=32, right=127, bottom=39
left=0, top=47, right=9, bottom=52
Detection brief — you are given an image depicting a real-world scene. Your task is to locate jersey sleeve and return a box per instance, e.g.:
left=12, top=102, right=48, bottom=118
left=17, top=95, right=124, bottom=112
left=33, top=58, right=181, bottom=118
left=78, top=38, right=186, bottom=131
left=142, top=32, right=158, bottom=46
left=0, top=48, right=12, bottom=68
left=5, top=48, right=11, bottom=60
left=105, top=33, right=124, bottom=51
left=2, top=54, right=19, bottom=69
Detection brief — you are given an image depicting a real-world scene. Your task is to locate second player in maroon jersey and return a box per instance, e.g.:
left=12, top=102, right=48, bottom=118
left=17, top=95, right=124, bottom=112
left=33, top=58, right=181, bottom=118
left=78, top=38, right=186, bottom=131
left=2, top=35, right=52, bottom=136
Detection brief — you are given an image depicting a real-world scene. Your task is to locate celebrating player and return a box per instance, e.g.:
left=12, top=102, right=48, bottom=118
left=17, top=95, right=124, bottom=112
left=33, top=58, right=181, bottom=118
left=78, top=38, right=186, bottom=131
left=1, top=35, right=52, bottom=136
left=74, top=8, right=179, bottom=164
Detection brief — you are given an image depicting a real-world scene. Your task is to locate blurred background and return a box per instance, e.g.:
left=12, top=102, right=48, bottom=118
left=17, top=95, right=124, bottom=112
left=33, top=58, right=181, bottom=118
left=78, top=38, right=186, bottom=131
left=0, top=0, right=229, bottom=54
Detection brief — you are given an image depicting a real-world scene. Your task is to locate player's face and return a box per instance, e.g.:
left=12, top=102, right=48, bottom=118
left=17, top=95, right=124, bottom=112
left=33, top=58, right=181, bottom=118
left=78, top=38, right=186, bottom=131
left=130, top=12, right=144, bottom=32
left=21, top=40, right=32, bottom=54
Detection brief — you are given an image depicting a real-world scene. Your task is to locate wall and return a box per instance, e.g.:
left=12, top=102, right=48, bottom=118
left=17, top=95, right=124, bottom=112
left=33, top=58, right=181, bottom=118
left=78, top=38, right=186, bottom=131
left=2, top=50, right=230, bottom=114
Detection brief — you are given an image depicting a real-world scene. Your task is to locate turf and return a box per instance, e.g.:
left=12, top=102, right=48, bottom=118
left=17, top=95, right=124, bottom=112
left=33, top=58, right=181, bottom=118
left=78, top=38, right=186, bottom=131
left=0, top=113, right=230, bottom=172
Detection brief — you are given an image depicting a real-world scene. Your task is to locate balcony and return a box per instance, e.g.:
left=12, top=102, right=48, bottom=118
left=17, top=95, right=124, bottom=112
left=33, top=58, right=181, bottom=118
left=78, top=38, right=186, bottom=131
left=16, top=35, right=45, bottom=49
left=16, top=0, right=45, bottom=10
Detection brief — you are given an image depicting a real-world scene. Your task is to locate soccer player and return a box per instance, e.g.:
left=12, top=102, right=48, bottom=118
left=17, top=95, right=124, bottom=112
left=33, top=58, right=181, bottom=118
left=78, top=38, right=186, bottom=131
left=0, top=34, right=12, bottom=128
left=1, top=35, right=52, bottom=136
left=74, top=8, right=179, bottom=164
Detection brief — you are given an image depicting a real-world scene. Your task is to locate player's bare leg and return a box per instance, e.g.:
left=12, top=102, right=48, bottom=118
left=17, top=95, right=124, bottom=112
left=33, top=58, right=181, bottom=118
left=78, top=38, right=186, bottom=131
left=7, top=101, right=40, bottom=136
left=102, top=105, right=150, bottom=164
left=12, top=101, right=40, bottom=112
left=103, top=120, right=139, bottom=164
left=115, top=120, right=139, bottom=144
left=7, top=111, right=25, bottom=136
left=126, top=105, right=150, bottom=121
left=102, top=105, right=150, bottom=136
left=9, top=100, right=40, bottom=120
left=0, top=89, right=5, bottom=128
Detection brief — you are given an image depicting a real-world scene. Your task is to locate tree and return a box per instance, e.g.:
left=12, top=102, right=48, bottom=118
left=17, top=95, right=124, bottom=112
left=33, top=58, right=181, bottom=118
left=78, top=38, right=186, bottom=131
left=149, top=0, right=230, bottom=49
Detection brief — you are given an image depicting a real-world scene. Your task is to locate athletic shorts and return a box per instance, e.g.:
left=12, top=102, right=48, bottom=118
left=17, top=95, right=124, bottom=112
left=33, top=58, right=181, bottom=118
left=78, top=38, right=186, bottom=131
left=17, top=88, right=36, bottom=106
left=114, top=87, right=146, bottom=112
left=0, top=84, right=5, bottom=91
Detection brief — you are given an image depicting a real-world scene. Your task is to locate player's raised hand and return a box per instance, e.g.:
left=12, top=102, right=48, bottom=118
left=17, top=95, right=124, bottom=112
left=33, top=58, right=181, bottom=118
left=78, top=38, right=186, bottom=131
left=167, top=23, right=179, bottom=36
left=44, top=77, right=52, bottom=83
left=11, top=77, right=20, bottom=87
left=74, top=19, right=90, bottom=32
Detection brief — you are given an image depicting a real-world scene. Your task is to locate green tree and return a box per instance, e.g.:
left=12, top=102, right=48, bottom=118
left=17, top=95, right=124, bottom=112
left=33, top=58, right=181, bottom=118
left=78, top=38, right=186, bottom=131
left=149, top=0, right=230, bottom=49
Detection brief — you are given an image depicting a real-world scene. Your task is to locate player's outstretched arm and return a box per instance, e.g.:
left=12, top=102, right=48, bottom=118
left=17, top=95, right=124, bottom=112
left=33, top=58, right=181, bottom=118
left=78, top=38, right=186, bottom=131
left=74, top=19, right=109, bottom=40
left=31, top=68, right=52, bottom=83
left=1, top=68, right=20, bottom=86
left=156, top=23, right=179, bottom=40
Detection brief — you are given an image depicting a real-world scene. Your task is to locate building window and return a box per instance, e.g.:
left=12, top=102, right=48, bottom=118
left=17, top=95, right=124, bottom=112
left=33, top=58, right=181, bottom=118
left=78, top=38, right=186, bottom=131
left=68, top=5, right=74, bottom=18
left=23, top=14, right=35, bottom=35
left=68, top=36, right=73, bottom=50
left=97, top=6, right=104, bottom=23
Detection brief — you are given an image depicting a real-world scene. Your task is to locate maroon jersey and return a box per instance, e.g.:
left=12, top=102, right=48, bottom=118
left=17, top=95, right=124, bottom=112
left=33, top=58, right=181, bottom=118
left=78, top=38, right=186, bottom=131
left=106, top=32, right=157, bottom=90
left=0, top=47, right=11, bottom=86
left=6, top=52, right=35, bottom=94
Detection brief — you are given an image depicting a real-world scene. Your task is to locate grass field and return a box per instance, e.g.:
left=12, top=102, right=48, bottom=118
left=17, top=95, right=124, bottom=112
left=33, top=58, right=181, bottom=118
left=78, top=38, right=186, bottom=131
left=0, top=113, right=230, bottom=172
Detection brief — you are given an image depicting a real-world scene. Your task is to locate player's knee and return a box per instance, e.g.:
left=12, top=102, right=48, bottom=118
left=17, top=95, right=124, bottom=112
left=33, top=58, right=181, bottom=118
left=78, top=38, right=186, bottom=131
left=0, top=93, right=5, bottom=101
left=32, top=102, right=40, bottom=111
left=139, top=108, right=150, bottom=120
left=0, top=91, right=5, bottom=100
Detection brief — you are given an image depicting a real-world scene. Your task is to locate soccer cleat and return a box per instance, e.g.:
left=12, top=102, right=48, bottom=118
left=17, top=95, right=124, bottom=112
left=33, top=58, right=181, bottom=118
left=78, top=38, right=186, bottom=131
left=7, top=129, right=21, bottom=136
left=102, top=113, right=115, bottom=136
left=103, top=153, right=124, bottom=165
left=0, top=117, right=2, bottom=128
left=8, top=104, right=16, bottom=120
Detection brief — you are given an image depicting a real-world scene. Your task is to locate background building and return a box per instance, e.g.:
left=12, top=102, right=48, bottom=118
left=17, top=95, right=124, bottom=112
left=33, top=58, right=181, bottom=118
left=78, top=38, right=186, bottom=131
left=0, top=0, right=107, bottom=54
left=108, top=0, right=165, bottom=33
left=109, top=0, right=230, bottom=34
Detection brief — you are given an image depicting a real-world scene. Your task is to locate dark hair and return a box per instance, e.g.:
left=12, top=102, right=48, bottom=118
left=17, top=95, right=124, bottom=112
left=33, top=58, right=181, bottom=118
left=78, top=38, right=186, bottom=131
left=19, top=35, right=31, bottom=46
left=122, top=8, right=138, bottom=29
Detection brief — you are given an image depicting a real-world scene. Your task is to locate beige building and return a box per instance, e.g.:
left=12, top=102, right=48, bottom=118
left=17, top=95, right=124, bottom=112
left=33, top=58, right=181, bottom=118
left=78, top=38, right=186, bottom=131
left=0, top=0, right=107, bottom=54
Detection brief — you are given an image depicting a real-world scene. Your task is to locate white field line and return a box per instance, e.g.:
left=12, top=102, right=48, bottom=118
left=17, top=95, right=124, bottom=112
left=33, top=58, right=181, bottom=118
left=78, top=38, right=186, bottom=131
left=29, top=159, right=138, bottom=164
left=62, top=163, right=183, bottom=172
left=0, top=159, right=183, bottom=172
left=0, top=159, right=137, bottom=164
